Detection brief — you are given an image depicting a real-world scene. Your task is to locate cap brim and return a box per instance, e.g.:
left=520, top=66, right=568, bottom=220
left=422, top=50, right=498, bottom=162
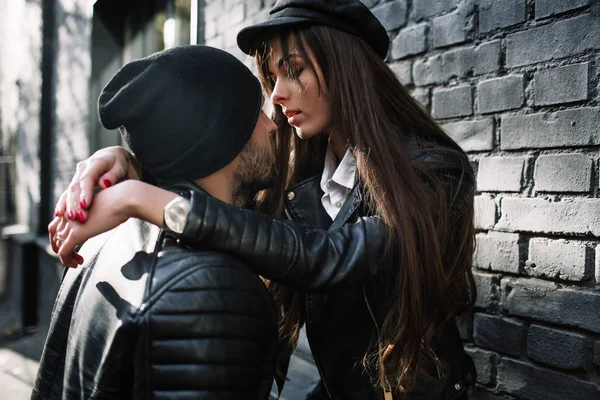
left=237, top=16, right=315, bottom=55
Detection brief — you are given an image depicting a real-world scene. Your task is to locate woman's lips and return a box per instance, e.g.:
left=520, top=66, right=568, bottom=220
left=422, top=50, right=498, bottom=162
left=285, top=111, right=301, bottom=125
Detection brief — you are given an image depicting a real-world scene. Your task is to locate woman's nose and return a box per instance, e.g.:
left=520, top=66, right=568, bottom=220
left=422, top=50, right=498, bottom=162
left=270, top=78, right=288, bottom=105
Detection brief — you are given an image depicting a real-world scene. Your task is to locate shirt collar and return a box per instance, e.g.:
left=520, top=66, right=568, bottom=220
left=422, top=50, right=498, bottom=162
left=320, top=144, right=357, bottom=191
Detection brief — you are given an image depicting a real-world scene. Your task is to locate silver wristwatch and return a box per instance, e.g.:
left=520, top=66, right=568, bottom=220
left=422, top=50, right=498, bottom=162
left=163, top=196, right=191, bottom=235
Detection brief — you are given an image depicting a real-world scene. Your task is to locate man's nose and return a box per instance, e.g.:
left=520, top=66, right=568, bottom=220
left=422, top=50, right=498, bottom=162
left=266, top=116, right=277, bottom=134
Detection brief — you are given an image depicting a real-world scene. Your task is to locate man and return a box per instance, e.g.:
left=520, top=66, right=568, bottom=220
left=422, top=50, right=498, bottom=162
left=31, top=45, right=278, bottom=399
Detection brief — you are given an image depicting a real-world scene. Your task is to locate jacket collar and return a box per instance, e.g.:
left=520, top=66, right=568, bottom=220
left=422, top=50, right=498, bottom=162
left=286, top=175, right=363, bottom=231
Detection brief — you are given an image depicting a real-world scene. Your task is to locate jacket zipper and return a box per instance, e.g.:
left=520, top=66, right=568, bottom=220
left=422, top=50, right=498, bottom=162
left=421, top=339, right=444, bottom=379
left=363, top=286, right=393, bottom=399
left=285, top=204, right=333, bottom=399
left=284, top=207, right=293, bottom=221
left=363, top=286, right=381, bottom=344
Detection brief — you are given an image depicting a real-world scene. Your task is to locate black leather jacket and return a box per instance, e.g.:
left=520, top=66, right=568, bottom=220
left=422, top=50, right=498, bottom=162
left=32, top=188, right=277, bottom=399
left=178, top=132, right=477, bottom=400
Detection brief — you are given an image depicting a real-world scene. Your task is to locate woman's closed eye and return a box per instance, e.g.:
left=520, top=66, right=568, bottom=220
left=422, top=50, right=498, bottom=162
left=268, top=65, right=303, bottom=82
left=290, top=66, right=304, bottom=79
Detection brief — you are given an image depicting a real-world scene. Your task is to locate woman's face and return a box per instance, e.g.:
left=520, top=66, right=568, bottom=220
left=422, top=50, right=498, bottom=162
left=267, top=38, right=333, bottom=140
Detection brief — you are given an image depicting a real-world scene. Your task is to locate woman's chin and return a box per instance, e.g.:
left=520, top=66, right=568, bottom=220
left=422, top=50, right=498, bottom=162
left=293, top=127, right=320, bottom=140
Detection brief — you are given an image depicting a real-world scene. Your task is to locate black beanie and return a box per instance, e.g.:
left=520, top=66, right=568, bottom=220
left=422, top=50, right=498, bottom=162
left=98, top=45, right=262, bottom=182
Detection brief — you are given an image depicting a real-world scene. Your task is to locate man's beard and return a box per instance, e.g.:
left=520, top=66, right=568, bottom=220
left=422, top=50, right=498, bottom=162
left=233, top=138, right=278, bottom=207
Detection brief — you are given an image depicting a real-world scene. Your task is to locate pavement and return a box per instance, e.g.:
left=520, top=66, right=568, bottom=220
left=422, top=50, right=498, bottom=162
left=0, top=329, right=46, bottom=400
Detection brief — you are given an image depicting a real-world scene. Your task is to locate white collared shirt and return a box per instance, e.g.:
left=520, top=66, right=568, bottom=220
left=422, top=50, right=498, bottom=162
left=320, top=145, right=357, bottom=221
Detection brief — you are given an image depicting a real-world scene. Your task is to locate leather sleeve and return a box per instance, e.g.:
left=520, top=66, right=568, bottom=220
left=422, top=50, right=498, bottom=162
left=145, top=253, right=277, bottom=399
left=181, top=192, right=387, bottom=292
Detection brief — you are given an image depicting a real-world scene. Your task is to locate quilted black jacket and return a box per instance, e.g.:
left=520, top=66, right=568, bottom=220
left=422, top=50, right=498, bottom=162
left=31, top=200, right=277, bottom=399
left=178, top=132, right=477, bottom=399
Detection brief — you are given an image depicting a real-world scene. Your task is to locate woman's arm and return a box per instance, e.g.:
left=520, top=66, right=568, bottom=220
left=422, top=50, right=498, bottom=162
left=51, top=178, right=386, bottom=291
left=51, top=147, right=388, bottom=287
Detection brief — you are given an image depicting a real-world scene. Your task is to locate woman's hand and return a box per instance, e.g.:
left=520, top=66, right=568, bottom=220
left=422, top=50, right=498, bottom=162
left=49, top=180, right=137, bottom=267
left=55, top=146, right=142, bottom=222
left=49, top=180, right=177, bottom=268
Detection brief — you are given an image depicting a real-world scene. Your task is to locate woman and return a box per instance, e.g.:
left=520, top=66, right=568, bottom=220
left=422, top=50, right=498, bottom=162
left=51, top=0, right=477, bottom=398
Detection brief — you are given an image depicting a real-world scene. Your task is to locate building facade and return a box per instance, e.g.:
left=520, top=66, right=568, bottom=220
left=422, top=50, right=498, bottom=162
left=0, top=0, right=599, bottom=399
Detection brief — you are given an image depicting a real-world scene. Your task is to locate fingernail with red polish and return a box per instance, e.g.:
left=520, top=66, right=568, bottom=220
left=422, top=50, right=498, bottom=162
left=67, top=210, right=74, bottom=219
left=54, top=209, right=60, bottom=217
left=102, top=179, right=112, bottom=188
left=76, top=211, right=84, bottom=222
left=80, top=198, right=87, bottom=209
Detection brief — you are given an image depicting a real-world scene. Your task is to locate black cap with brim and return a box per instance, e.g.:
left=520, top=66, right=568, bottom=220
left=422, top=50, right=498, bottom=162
left=237, top=0, right=389, bottom=59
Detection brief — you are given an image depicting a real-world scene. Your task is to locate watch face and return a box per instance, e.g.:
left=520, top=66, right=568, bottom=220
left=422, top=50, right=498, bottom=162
left=164, top=197, right=191, bottom=234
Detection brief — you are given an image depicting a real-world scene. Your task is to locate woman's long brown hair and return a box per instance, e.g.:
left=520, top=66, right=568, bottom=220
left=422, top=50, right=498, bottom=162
left=254, top=26, right=476, bottom=392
